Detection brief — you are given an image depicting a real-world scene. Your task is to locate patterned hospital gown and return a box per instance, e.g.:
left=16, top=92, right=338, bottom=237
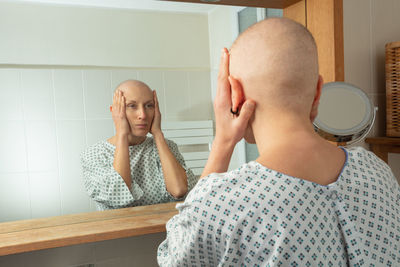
left=158, top=147, right=400, bottom=266
left=81, top=137, right=197, bottom=210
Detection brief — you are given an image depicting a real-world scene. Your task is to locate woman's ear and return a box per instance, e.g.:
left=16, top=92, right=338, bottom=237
left=228, top=76, right=245, bottom=113
left=310, top=75, right=323, bottom=122
left=109, top=106, right=113, bottom=112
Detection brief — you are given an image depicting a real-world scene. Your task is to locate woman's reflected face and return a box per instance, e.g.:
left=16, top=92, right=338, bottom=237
left=123, top=85, right=155, bottom=137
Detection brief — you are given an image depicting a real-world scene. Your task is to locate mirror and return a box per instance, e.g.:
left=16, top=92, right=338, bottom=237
left=0, top=0, right=252, bottom=222
left=314, top=82, right=377, bottom=145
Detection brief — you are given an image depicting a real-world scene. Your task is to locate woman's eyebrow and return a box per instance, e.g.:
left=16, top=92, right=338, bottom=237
left=126, top=100, right=154, bottom=104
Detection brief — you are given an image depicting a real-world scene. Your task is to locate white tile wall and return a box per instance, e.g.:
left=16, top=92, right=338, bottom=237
left=83, top=70, right=112, bottom=120
left=85, top=119, right=115, bottom=147
left=187, top=71, right=213, bottom=120
left=0, top=173, right=30, bottom=222
left=111, top=69, right=138, bottom=89
left=21, top=69, right=55, bottom=120
left=53, top=69, right=85, bottom=120
left=29, top=171, right=61, bottom=219
left=25, top=120, right=59, bottom=172
left=164, top=71, right=191, bottom=120
left=57, top=120, right=91, bottom=215
left=0, top=121, right=28, bottom=173
left=0, top=69, right=23, bottom=120
left=0, top=67, right=213, bottom=221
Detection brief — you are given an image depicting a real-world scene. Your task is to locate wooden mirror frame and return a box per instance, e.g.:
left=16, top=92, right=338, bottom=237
left=1, top=0, right=344, bottom=256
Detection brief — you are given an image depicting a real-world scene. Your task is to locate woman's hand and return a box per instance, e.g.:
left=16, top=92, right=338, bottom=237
left=200, top=48, right=255, bottom=178
left=150, top=90, right=163, bottom=137
left=213, top=48, right=255, bottom=147
left=111, top=90, right=131, bottom=137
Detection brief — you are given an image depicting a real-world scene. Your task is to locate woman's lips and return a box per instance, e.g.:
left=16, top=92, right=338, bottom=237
left=135, top=124, right=147, bottom=129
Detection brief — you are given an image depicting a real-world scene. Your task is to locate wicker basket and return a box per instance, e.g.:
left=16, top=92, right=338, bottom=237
left=386, top=41, right=400, bottom=137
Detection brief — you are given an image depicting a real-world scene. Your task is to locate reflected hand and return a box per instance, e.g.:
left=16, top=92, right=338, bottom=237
left=214, top=48, right=255, bottom=147
left=150, top=90, right=162, bottom=137
left=111, top=90, right=131, bottom=136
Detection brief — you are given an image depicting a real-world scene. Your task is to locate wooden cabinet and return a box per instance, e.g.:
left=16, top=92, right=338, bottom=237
left=365, top=137, right=400, bottom=163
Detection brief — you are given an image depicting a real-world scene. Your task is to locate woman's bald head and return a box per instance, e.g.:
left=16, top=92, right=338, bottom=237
left=229, top=18, right=319, bottom=114
left=115, top=80, right=152, bottom=96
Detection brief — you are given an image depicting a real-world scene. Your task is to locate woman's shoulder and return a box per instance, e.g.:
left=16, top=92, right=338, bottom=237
left=81, top=140, right=114, bottom=162
left=345, top=146, right=386, bottom=166
left=184, top=162, right=258, bottom=202
left=343, top=146, right=395, bottom=180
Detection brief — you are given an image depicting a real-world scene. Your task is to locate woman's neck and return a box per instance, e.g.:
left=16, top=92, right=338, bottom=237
left=108, top=134, right=147, bottom=146
left=251, top=112, right=318, bottom=155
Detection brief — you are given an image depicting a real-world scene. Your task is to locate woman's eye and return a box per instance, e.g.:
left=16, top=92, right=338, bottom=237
left=127, top=104, right=136, bottom=108
left=146, top=104, right=154, bottom=108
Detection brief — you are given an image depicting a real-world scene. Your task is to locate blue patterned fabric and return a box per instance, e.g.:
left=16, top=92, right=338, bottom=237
left=158, top=147, right=400, bottom=266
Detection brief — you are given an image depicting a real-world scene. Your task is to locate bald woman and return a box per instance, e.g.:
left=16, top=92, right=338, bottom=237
left=158, top=18, right=400, bottom=266
left=81, top=80, right=197, bottom=210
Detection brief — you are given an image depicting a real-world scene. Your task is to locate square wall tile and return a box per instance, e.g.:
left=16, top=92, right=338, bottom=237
left=83, top=70, right=112, bottom=119
left=0, top=172, right=30, bottom=222
left=111, top=69, right=138, bottom=90
left=59, top=171, right=91, bottom=216
left=0, top=69, right=23, bottom=120
left=29, top=171, right=61, bottom=219
left=187, top=71, right=213, bottom=120
left=0, top=121, right=27, bottom=172
left=60, top=175, right=91, bottom=216
left=21, top=69, right=55, bottom=120
left=163, top=71, right=190, bottom=120
left=56, top=120, right=86, bottom=171
left=56, top=120, right=90, bottom=213
left=53, top=69, right=85, bottom=120
left=25, top=121, right=58, bottom=172
left=85, top=119, right=114, bottom=147
left=137, top=70, right=166, bottom=115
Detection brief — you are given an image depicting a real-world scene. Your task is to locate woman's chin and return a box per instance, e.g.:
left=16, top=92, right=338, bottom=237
left=132, top=129, right=149, bottom=137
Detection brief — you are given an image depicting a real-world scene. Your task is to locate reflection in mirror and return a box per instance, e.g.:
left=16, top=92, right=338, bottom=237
left=313, top=82, right=377, bottom=145
left=0, top=0, right=243, bottom=222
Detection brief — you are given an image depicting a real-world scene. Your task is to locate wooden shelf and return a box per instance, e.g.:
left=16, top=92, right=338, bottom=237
left=0, top=202, right=179, bottom=256
left=365, top=137, right=400, bottom=163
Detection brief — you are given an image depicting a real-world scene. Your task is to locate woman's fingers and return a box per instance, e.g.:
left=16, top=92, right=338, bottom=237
left=237, top=100, right=256, bottom=125
left=215, top=48, right=231, bottom=108
left=153, top=91, right=159, bottom=109
left=228, top=76, right=244, bottom=113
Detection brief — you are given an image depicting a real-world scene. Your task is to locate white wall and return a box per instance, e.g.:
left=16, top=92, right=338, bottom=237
left=343, top=0, right=400, bottom=180
left=0, top=1, right=210, bottom=68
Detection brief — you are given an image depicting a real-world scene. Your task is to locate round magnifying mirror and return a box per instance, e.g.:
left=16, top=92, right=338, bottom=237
left=313, top=82, right=378, bottom=145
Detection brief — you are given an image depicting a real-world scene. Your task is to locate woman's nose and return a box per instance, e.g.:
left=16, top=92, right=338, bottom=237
left=137, top=107, right=146, bottom=120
